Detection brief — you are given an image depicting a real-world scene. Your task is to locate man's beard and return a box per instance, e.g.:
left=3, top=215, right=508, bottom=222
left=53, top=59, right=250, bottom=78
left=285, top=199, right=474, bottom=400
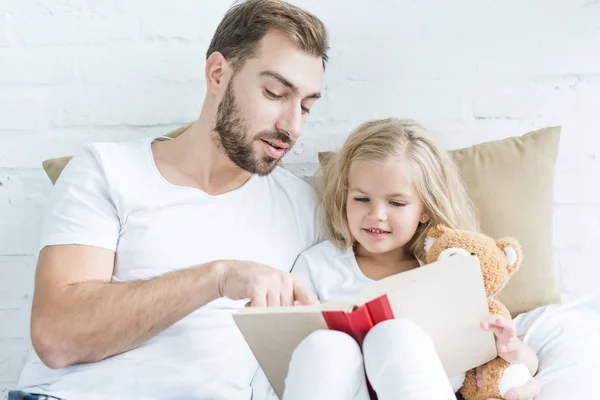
left=213, top=80, right=293, bottom=176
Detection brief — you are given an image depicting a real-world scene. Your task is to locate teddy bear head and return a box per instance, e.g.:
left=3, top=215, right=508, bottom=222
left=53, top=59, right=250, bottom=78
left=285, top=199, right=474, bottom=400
left=424, top=225, right=523, bottom=296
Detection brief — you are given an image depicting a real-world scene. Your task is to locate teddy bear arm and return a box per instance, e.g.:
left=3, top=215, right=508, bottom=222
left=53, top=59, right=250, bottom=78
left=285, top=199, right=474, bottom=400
left=461, top=300, right=530, bottom=400
left=487, top=298, right=511, bottom=319
left=460, top=357, right=510, bottom=400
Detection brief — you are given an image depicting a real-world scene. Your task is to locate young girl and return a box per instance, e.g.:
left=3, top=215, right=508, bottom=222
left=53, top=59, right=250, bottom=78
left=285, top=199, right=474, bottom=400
left=282, top=118, right=540, bottom=400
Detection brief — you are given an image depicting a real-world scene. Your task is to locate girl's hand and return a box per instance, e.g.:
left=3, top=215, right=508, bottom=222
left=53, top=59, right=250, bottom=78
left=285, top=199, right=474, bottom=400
left=477, top=315, right=541, bottom=400
left=480, top=316, right=524, bottom=364
left=482, top=377, right=540, bottom=400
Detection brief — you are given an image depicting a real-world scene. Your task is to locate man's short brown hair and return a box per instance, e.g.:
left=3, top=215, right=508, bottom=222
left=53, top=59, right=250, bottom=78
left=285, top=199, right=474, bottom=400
left=207, top=0, right=329, bottom=71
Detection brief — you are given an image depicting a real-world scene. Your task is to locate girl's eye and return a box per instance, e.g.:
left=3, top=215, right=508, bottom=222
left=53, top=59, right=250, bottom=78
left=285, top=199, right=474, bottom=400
left=353, top=197, right=369, bottom=203
left=265, top=89, right=282, bottom=99
left=390, top=201, right=406, bottom=207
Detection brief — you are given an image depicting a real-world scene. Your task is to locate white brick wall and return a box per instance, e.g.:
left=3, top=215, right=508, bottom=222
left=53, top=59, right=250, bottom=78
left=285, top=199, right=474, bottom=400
left=1, top=0, right=600, bottom=395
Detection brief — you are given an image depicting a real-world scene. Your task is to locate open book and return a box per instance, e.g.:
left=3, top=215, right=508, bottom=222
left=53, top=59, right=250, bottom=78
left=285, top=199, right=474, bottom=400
left=233, top=255, right=497, bottom=399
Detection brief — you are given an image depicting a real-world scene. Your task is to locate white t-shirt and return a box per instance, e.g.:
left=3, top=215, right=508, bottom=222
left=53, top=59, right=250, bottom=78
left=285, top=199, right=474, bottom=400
left=291, top=240, right=423, bottom=304
left=291, top=240, right=373, bottom=304
left=17, top=136, right=321, bottom=400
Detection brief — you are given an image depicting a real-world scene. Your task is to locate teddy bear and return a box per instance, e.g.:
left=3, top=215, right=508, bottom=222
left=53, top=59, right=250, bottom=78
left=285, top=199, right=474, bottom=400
left=423, top=224, right=532, bottom=400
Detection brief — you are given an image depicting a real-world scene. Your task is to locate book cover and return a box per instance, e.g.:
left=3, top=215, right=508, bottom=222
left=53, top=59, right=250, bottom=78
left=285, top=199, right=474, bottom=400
left=234, top=255, right=496, bottom=399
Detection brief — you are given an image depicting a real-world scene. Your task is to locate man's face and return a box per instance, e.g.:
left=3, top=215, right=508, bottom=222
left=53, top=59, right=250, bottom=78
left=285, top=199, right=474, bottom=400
left=213, top=30, right=324, bottom=176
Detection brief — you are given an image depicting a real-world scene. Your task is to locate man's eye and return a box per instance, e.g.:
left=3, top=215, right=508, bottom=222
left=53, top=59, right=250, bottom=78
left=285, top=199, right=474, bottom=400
left=301, top=106, right=310, bottom=115
left=265, top=89, right=282, bottom=99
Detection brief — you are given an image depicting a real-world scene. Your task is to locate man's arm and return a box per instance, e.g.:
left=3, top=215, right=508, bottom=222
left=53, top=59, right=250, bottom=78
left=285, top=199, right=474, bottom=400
left=31, top=244, right=317, bottom=369
left=31, top=244, right=223, bottom=369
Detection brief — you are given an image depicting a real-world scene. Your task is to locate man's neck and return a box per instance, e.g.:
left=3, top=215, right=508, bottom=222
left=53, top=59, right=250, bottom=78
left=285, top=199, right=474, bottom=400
left=152, top=115, right=253, bottom=196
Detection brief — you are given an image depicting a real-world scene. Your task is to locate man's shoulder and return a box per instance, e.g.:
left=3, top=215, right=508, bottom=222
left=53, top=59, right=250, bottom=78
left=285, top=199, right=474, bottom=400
left=269, top=165, right=313, bottom=189
left=262, top=166, right=316, bottom=202
left=69, top=137, right=155, bottom=183
left=83, top=136, right=152, bottom=165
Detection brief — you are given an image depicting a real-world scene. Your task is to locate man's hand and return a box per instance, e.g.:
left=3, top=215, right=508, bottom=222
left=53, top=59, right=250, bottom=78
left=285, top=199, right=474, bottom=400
left=478, top=315, right=541, bottom=400
left=215, top=260, right=319, bottom=307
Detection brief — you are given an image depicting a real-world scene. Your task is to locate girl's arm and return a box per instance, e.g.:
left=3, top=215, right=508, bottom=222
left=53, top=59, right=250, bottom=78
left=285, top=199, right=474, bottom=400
left=481, top=316, right=539, bottom=375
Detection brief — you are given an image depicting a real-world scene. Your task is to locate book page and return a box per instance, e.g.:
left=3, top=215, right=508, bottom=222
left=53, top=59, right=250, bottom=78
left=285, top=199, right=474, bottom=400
left=234, top=301, right=352, bottom=314
left=367, top=255, right=497, bottom=376
left=233, top=302, right=353, bottom=398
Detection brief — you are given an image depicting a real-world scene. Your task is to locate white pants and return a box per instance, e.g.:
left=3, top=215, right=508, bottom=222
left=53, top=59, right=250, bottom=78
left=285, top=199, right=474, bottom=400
left=282, top=319, right=456, bottom=400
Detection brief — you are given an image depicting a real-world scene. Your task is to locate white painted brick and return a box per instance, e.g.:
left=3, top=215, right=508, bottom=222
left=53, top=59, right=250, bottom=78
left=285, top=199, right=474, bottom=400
left=324, top=37, right=477, bottom=86
left=74, top=42, right=206, bottom=84
left=86, top=0, right=228, bottom=42
left=48, top=84, right=203, bottom=127
left=400, top=0, right=600, bottom=39
left=0, top=47, right=75, bottom=84
left=7, top=0, right=83, bottom=17
left=0, top=256, right=36, bottom=310
left=0, top=97, right=42, bottom=130
left=283, top=162, right=319, bottom=183
left=556, top=249, right=600, bottom=304
left=554, top=116, right=600, bottom=164
left=555, top=159, right=600, bottom=205
left=575, top=77, right=600, bottom=115
left=472, top=78, right=578, bottom=119
left=319, top=81, right=468, bottom=123
left=0, top=169, right=50, bottom=255
left=0, top=14, right=11, bottom=47
left=0, top=310, right=30, bottom=339
left=554, top=205, right=600, bottom=251
left=16, top=14, right=140, bottom=46
left=477, top=31, right=600, bottom=77
left=0, top=125, right=184, bottom=168
left=299, top=0, right=421, bottom=40
left=0, top=339, right=31, bottom=385
left=138, top=2, right=227, bottom=42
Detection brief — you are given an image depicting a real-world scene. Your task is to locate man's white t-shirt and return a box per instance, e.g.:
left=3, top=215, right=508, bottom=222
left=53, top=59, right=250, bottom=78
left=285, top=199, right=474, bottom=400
left=17, top=136, right=321, bottom=400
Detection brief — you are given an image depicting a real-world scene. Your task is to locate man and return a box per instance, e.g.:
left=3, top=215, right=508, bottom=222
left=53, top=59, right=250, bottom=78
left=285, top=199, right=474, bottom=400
left=11, top=1, right=328, bottom=399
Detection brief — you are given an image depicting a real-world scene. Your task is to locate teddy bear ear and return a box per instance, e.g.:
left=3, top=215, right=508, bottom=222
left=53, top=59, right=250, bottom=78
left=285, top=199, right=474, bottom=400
left=496, top=237, right=523, bottom=274
left=424, top=225, right=449, bottom=254
left=428, top=224, right=449, bottom=239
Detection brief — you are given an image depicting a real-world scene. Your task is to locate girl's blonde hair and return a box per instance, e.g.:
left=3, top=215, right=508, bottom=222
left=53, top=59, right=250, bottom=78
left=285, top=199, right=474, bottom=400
left=317, top=118, right=479, bottom=262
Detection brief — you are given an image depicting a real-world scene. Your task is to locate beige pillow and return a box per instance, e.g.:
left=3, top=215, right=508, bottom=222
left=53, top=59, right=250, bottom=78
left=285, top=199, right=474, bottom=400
left=451, top=127, right=561, bottom=316
left=318, top=126, right=561, bottom=316
left=42, top=123, right=285, bottom=184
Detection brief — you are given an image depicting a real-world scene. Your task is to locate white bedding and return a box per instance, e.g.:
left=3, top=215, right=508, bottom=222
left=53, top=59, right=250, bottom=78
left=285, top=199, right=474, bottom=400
left=513, top=298, right=600, bottom=399
left=251, top=297, right=600, bottom=400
